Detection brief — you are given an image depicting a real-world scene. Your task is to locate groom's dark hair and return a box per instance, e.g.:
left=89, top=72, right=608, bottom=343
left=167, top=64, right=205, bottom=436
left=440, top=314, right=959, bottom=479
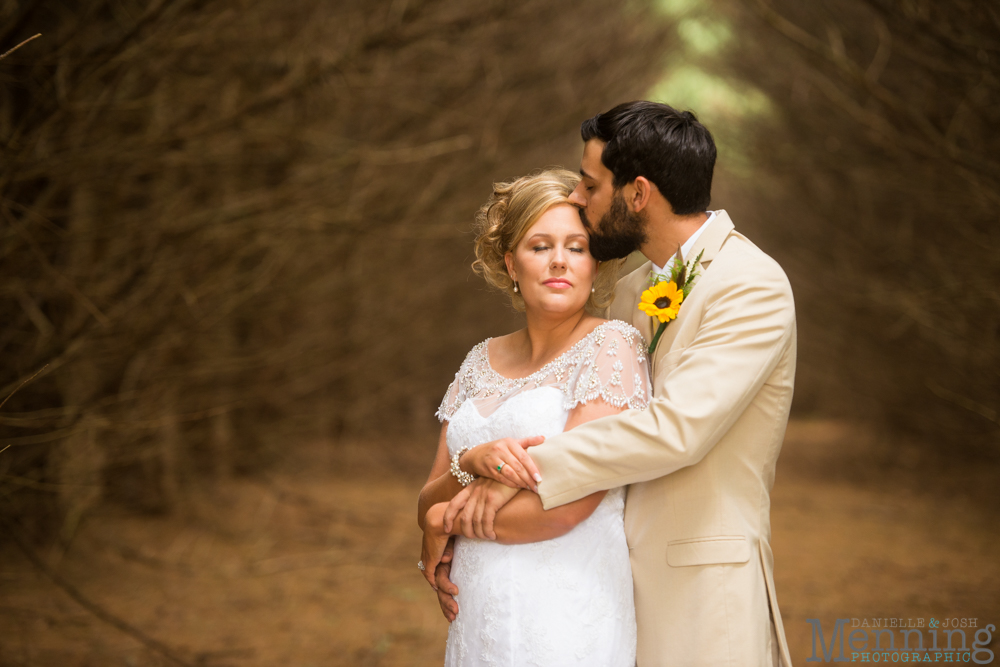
left=581, top=101, right=716, bottom=215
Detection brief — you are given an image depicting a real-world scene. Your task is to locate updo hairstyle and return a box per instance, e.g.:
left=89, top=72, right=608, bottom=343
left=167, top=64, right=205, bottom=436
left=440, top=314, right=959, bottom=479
left=472, top=168, right=622, bottom=313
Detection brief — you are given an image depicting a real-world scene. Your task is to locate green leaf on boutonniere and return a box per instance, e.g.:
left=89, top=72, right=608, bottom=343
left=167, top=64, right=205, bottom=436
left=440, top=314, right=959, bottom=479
left=681, top=249, right=704, bottom=298
left=640, top=248, right=705, bottom=358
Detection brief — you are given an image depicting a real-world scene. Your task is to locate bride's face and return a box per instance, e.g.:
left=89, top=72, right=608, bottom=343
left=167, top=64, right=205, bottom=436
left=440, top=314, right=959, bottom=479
left=505, top=203, right=598, bottom=318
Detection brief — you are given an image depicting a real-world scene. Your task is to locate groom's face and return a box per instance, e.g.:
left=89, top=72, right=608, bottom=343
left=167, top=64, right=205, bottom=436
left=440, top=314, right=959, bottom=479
left=569, top=139, right=648, bottom=262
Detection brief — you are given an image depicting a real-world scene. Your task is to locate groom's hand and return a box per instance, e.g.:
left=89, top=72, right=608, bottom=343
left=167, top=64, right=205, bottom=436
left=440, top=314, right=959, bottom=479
left=435, top=539, right=459, bottom=622
left=445, top=478, right=519, bottom=540
left=459, top=436, right=545, bottom=491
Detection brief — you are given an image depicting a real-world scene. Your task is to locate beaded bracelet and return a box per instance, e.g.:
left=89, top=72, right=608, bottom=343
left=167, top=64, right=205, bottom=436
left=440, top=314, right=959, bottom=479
left=450, top=446, right=476, bottom=487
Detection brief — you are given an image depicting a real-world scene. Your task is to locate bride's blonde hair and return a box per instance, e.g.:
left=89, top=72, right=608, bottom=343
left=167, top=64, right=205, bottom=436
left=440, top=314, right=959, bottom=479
left=472, top=168, right=622, bottom=313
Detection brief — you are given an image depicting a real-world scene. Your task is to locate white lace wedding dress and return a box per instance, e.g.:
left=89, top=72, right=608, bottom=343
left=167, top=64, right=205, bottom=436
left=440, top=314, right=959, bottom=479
left=436, top=320, right=650, bottom=667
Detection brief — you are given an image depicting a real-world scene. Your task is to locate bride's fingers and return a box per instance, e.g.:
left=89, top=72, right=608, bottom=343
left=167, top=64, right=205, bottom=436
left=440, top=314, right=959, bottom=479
left=498, top=455, right=531, bottom=490
left=505, top=452, right=538, bottom=492
left=498, top=444, right=533, bottom=488
left=484, top=451, right=522, bottom=488
left=512, top=437, right=544, bottom=484
left=422, top=528, right=453, bottom=591
left=423, top=563, right=438, bottom=589
left=489, top=440, right=523, bottom=483
left=421, top=545, right=439, bottom=589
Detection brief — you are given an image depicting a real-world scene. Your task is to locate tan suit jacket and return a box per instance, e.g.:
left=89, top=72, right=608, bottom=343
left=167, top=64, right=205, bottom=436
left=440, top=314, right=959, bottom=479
left=531, top=210, right=796, bottom=667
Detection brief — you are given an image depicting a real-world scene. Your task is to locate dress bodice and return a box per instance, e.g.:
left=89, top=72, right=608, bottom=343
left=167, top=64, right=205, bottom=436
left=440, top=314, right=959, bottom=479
left=437, top=320, right=649, bottom=666
left=438, top=319, right=650, bottom=433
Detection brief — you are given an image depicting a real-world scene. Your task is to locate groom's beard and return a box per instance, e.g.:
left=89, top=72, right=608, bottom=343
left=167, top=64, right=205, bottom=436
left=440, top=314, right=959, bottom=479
left=581, top=191, right=648, bottom=262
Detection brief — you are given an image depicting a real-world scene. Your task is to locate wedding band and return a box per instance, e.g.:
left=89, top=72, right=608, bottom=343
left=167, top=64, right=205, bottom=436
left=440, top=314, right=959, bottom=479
left=417, top=560, right=425, bottom=571
left=496, top=462, right=505, bottom=472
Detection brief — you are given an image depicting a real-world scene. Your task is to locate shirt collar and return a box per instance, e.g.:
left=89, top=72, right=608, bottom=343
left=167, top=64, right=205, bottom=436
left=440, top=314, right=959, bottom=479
left=651, top=210, right=716, bottom=276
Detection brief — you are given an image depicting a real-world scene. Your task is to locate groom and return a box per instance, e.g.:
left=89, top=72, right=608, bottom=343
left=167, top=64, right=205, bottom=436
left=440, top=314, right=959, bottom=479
left=440, top=101, right=796, bottom=667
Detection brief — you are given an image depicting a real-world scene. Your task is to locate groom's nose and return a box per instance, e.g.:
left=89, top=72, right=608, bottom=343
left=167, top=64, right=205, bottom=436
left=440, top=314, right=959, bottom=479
left=568, top=185, right=587, bottom=208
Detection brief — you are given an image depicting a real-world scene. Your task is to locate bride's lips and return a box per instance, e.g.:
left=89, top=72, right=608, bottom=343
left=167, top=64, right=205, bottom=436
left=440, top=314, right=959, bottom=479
left=542, top=278, right=573, bottom=289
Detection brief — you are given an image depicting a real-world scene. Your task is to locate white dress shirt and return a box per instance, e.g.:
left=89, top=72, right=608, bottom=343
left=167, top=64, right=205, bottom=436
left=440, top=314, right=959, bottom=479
left=651, top=210, right=716, bottom=277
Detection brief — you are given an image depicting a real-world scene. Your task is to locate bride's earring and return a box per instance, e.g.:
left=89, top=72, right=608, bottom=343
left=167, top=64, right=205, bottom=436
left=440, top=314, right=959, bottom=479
left=513, top=281, right=519, bottom=293
left=591, top=286, right=596, bottom=293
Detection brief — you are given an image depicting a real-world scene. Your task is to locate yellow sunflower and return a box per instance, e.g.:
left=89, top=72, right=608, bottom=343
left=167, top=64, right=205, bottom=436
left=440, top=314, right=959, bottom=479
left=638, top=281, right=684, bottom=323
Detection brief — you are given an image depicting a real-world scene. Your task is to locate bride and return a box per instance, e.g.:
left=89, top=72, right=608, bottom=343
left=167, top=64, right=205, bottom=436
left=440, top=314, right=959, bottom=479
left=417, top=169, right=650, bottom=666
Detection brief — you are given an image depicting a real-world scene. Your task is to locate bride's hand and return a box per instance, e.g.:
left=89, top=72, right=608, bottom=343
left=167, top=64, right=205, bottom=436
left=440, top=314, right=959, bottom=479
left=445, top=478, right=519, bottom=540
left=420, top=503, right=452, bottom=590
left=459, top=436, right=545, bottom=491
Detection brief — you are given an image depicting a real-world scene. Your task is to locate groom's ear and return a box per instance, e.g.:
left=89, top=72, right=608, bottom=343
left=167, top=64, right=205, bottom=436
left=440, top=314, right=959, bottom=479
left=629, top=176, right=653, bottom=213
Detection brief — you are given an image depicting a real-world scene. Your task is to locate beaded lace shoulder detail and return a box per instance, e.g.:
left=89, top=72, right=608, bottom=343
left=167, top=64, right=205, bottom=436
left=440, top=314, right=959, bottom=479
left=436, top=320, right=650, bottom=422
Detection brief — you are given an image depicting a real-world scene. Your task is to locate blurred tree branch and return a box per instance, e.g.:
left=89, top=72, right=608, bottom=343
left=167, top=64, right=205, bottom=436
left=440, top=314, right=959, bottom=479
left=751, top=0, right=1000, bottom=182
left=0, top=32, right=39, bottom=61
left=726, top=0, right=999, bottom=457
left=0, top=0, right=673, bottom=532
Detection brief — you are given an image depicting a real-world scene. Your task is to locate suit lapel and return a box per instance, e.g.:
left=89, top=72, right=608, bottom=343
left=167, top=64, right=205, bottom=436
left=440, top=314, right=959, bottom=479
left=684, top=209, right=735, bottom=268
left=651, top=210, right=736, bottom=369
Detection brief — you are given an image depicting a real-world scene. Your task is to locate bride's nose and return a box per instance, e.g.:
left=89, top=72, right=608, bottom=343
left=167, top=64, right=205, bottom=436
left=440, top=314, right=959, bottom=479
left=550, top=247, right=567, bottom=270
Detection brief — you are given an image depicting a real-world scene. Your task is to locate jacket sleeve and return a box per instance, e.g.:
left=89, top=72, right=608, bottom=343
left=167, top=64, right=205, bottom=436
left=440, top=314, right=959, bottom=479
left=531, top=258, right=795, bottom=510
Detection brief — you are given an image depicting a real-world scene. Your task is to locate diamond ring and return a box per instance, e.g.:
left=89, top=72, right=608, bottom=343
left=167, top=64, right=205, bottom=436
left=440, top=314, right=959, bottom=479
left=417, top=560, right=425, bottom=571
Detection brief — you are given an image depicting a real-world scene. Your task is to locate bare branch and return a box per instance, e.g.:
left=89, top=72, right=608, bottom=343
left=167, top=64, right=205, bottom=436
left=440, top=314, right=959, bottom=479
left=750, top=0, right=1000, bottom=182
left=0, top=364, right=48, bottom=412
left=865, top=16, right=892, bottom=84
left=0, top=33, right=41, bottom=61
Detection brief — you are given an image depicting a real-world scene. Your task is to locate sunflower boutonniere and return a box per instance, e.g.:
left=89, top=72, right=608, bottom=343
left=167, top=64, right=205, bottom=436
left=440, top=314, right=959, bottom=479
left=638, top=247, right=704, bottom=357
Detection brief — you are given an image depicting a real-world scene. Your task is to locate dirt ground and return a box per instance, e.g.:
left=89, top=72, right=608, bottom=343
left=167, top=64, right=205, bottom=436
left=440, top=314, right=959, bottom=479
left=1, top=420, right=998, bottom=666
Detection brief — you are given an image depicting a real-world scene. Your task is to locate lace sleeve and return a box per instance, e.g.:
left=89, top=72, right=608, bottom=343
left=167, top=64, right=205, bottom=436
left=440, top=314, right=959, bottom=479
left=564, top=321, right=651, bottom=412
left=435, top=342, right=483, bottom=422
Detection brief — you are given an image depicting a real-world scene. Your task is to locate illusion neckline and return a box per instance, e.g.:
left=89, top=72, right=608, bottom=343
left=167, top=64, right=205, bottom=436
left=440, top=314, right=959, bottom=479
left=482, top=320, right=619, bottom=383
